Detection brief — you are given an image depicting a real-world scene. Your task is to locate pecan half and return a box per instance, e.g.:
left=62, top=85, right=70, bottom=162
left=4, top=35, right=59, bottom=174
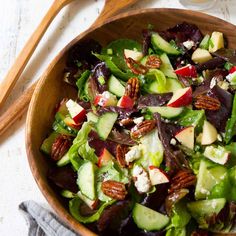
left=169, top=169, right=196, bottom=194
left=125, top=57, right=148, bottom=75
left=194, top=95, right=221, bottom=111
left=116, top=145, right=128, bottom=168
left=125, top=77, right=140, bottom=101
left=101, top=180, right=127, bottom=200
left=131, top=120, right=156, bottom=138
left=119, top=118, right=134, bottom=127
left=145, top=55, right=162, bottom=69
left=51, top=135, right=72, bottom=161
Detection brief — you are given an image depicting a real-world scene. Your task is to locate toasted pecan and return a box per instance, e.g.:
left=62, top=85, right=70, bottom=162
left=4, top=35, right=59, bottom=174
left=131, top=120, right=156, bottom=139
left=194, top=95, right=221, bottom=111
left=51, top=135, right=72, bottom=161
left=101, top=180, right=127, bottom=200
left=169, top=169, right=196, bottom=194
left=125, top=57, right=148, bottom=75
left=119, top=118, right=134, bottom=127
left=145, top=55, right=162, bottom=69
left=116, top=145, right=128, bottom=168
left=125, top=77, right=140, bottom=101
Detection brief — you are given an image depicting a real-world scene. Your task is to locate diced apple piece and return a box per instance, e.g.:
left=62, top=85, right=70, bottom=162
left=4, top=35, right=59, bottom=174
left=64, top=117, right=81, bottom=129
left=191, top=48, right=212, bottom=64
left=149, top=166, right=169, bottom=186
left=201, top=120, right=218, bottom=145
left=209, top=32, right=224, bottom=53
left=175, top=126, right=195, bottom=150
left=98, top=148, right=114, bottom=167
left=175, top=64, right=197, bottom=78
left=117, top=95, right=134, bottom=108
left=204, top=146, right=230, bottom=165
left=94, top=91, right=117, bottom=107
left=66, top=99, right=86, bottom=124
left=167, top=87, right=192, bottom=107
left=77, top=191, right=99, bottom=210
left=124, top=49, right=143, bottom=61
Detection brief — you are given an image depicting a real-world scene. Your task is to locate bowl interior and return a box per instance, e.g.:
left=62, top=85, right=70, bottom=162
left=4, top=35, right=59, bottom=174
left=26, top=8, right=236, bottom=235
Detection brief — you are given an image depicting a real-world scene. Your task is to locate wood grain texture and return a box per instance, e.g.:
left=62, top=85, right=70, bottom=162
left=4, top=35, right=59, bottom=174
left=26, top=8, right=236, bottom=236
left=0, top=0, right=75, bottom=109
left=0, top=0, right=138, bottom=136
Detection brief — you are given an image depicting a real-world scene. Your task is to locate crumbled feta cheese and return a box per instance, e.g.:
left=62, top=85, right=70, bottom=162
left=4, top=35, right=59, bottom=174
left=217, top=134, right=223, bottom=142
left=170, top=138, right=177, bottom=146
left=210, top=77, right=217, bottom=89
left=98, top=91, right=117, bottom=106
left=133, top=166, right=151, bottom=193
left=133, top=117, right=144, bottom=125
left=102, top=91, right=115, bottom=99
left=183, top=40, right=195, bottom=50
left=125, top=146, right=141, bottom=164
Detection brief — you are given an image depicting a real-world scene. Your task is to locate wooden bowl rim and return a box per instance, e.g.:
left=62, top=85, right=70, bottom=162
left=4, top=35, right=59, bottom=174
left=26, top=8, right=236, bottom=236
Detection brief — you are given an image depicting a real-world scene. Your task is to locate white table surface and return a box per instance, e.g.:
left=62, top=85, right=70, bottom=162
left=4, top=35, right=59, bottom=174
left=0, top=0, right=235, bottom=235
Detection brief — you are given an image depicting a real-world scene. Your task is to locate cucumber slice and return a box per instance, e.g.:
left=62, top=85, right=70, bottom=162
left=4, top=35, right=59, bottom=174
left=77, top=161, right=96, bottom=200
left=57, top=151, right=70, bottom=167
left=199, top=34, right=210, bottom=50
left=160, top=53, right=178, bottom=79
left=40, top=132, right=60, bottom=155
left=151, top=33, right=180, bottom=55
left=148, top=77, right=182, bottom=94
left=108, top=75, right=125, bottom=97
left=147, top=106, right=183, bottom=118
left=96, top=112, right=118, bottom=140
left=195, top=159, right=227, bottom=199
left=86, top=112, right=98, bottom=123
left=187, top=198, right=226, bottom=221
left=132, top=203, right=169, bottom=231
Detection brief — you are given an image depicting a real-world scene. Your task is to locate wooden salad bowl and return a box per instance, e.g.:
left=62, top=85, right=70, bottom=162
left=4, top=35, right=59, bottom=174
left=26, top=8, right=236, bottom=236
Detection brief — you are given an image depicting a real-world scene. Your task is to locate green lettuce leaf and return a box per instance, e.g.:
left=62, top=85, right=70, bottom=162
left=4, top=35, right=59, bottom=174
left=138, top=129, right=164, bottom=168
left=69, top=197, right=115, bottom=223
left=225, top=94, right=236, bottom=144
left=68, top=122, right=98, bottom=170
left=76, top=70, right=91, bottom=101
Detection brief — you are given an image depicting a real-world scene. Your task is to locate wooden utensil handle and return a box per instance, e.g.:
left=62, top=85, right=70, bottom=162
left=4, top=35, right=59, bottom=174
left=0, top=0, right=138, bottom=136
left=0, top=0, right=72, bottom=108
left=0, top=82, right=36, bottom=136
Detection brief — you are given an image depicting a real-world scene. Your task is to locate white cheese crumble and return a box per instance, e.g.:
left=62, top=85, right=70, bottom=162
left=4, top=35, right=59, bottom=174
left=132, top=165, right=151, bottom=193
left=133, top=117, right=144, bottom=125
left=125, top=146, right=141, bottom=164
left=170, top=138, right=177, bottom=146
left=183, top=40, right=195, bottom=50
left=98, top=91, right=117, bottom=106
left=210, top=77, right=217, bottom=89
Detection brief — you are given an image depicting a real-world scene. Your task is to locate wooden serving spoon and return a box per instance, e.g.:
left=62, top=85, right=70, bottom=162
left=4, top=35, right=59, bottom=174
left=0, top=0, right=138, bottom=136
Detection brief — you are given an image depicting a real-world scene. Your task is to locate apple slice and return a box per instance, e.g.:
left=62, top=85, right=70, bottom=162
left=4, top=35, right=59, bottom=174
left=191, top=48, right=212, bottom=64
left=149, top=166, right=169, bottom=186
left=229, top=66, right=236, bottom=74
left=204, top=146, right=230, bottom=165
left=201, top=120, right=218, bottom=145
left=117, top=95, right=134, bottom=108
left=94, top=91, right=117, bottom=107
left=209, top=32, right=224, bottom=53
left=77, top=191, right=99, bottom=210
left=97, top=148, right=114, bottom=167
left=174, top=64, right=197, bottom=78
left=124, top=49, right=143, bottom=61
left=167, top=87, right=192, bottom=107
left=66, top=99, right=86, bottom=124
left=64, top=116, right=81, bottom=130
left=175, top=126, right=194, bottom=150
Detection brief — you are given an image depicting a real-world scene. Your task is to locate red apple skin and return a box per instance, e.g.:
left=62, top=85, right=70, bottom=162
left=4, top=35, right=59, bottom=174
left=117, top=95, right=134, bottom=108
left=149, top=166, right=169, bottom=185
left=175, top=65, right=197, bottom=78
left=229, top=66, right=236, bottom=74
left=167, top=87, right=192, bottom=107
left=97, top=148, right=113, bottom=167
left=64, top=117, right=82, bottom=130
left=94, top=95, right=103, bottom=106
left=72, top=109, right=86, bottom=124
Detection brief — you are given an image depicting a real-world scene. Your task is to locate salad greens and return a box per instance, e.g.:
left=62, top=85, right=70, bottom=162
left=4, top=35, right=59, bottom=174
left=41, top=22, right=236, bottom=235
